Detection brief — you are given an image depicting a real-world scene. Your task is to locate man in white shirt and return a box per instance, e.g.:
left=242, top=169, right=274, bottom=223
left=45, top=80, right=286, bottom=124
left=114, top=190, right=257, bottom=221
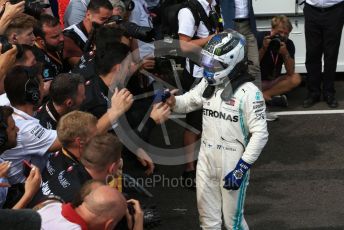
left=129, top=0, right=155, bottom=59
left=177, top=0, right=216, bottom=187
left=1, top=65, right=61, bottom=185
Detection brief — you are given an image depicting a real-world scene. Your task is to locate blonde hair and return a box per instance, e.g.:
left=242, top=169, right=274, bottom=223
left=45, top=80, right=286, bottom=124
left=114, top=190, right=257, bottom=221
left=57, top=111, right=97, bottom=147
left=271, top=15, right=293, bottom=32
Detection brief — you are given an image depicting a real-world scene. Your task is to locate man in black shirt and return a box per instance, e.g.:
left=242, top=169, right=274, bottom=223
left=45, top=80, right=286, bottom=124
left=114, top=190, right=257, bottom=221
left=33, top=14, right=67, bottom=82
left=81, top=42, right=171, bottom=175
left=35, top=73, right=86, bottom=130
left=257, top=15, right=301, bottom=107
left=30, top=112, right=122, bottom=207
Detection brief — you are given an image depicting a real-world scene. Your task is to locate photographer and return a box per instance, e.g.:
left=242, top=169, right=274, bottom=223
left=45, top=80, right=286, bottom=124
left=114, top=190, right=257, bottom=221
left=38, top=180, right=144, bottom=230
left=258, top=15, right=301, bottom=107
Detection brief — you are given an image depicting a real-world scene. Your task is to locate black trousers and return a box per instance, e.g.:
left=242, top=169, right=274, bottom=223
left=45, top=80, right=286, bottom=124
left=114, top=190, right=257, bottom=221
left=304, top=2, right=344, bottom=97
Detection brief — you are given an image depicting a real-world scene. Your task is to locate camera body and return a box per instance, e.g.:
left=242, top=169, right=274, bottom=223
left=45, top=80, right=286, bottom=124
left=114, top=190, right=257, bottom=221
left=106, top=15, right=155, bottom=43
left=268, top=33, right=287, bottom=54
left=9, top=0, right=50, bottom=19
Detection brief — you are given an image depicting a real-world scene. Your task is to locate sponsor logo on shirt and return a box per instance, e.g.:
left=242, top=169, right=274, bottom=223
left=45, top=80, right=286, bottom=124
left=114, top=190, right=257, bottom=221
left=203, top=108, right=238, bottom=122
left=30, top=125, right=46, bottom=139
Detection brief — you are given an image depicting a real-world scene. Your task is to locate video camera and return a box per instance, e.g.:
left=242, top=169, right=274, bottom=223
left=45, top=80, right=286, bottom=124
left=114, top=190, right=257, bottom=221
left=269, top=33, right=287, bottom=54
left=8, top=0, right=50, bottom=19
left=0, top=35, right=23, bottom=59
left=105, top=15, right=155, bottom=43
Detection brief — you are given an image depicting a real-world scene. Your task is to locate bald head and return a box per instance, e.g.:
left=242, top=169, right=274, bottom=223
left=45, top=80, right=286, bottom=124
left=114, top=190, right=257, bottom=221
left=84, top=185, right=127, bottom=222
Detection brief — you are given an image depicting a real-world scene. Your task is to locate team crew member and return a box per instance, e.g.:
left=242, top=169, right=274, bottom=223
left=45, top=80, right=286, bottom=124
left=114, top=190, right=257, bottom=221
left=1, top=65, right=61, bottom=185
left=63, top=0, right=113, bottom=67
left=30, top=128, right=123, bottom=207
left=0, top=106, right=42, bottom=209
left=177, top=0, right=217, bottom=187
left=36, top=73, right=86, bottom=130
left=81, top=42, right=170, bottom=175
left=167, top=31, right=268, bottom=229
left=34, top=14, right=66, bottom=82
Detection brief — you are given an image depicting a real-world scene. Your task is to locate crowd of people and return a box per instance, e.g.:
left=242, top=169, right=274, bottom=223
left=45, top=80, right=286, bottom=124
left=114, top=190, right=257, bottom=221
left=0, top=0, right=342, bottom=229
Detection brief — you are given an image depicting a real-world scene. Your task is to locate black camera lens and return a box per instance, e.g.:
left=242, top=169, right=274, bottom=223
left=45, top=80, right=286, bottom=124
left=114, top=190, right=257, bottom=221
left=269, top=34, right=283, bottom=54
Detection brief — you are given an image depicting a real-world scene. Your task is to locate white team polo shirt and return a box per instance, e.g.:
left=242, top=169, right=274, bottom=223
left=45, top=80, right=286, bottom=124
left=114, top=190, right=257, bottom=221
left=178, top=0, right=217, bottom=78
left=0, top=93, right=10, bottom=106
left=39, top=203, right=81, bottom=230
left=0, top=107, right=57, bottom=184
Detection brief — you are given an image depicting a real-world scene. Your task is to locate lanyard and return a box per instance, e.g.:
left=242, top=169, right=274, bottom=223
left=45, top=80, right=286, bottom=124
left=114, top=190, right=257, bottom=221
left=270, top=51, right=279, bottom=67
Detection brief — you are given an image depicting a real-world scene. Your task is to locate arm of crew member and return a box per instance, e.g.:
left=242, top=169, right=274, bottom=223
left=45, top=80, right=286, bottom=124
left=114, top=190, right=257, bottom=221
left=96, top=88, right=134, bottom=134
left=47, top=138, right=62, bottom=152
left=179, top=34, right=213, bottom=53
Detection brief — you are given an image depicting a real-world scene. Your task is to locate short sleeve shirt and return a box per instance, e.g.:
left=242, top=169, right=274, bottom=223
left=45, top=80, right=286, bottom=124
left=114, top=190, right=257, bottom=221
left=0, top=107, right=57, bottom=184
left=257, top=31, right=295, bottom=81
left=177, top=0, right=217, bottom=78
left=32, top=46, right=64, bottom=82
left=29, top=151, right=92, bottom=207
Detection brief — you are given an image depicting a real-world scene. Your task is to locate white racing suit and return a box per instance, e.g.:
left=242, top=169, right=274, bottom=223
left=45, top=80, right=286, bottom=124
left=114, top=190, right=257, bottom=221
left=174, top=78, right=268, bottom=229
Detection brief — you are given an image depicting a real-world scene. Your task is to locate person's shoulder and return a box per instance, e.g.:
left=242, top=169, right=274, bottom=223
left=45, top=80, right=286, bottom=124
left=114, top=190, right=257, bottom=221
left=178, top=7, right=194, bottom=19
left=286, top=38, right=295, bottom=48
left=0, top=93, right=10, bottom=106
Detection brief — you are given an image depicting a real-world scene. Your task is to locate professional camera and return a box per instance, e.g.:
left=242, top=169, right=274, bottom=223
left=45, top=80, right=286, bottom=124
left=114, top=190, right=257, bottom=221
left=9, top=0, right=50, bottom=19
left=127, top=202, right=161, bottom=229
left=269, top=33, right=287, bottom=54
left=0, top=35, right=23, bottom=59
left=105, top=15, right=155, bottom=43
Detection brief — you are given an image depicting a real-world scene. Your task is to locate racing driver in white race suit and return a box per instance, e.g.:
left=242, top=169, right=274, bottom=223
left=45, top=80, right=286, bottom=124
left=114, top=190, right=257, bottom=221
left=167, top=31, right=268, bottom=229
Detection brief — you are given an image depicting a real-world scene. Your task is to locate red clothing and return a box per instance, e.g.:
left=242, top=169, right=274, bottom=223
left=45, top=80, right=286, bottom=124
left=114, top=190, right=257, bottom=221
left=61, top=203, right=88, bottom=230
left=58, top=0, right=71, bottom=28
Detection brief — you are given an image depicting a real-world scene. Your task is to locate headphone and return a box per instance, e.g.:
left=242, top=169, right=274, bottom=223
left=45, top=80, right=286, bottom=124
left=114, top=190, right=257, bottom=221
left=24, top=68, right=41, bottom=106
left=123, top=0, right=135, bottom=11
left=0, top=108, right=8, bottom=148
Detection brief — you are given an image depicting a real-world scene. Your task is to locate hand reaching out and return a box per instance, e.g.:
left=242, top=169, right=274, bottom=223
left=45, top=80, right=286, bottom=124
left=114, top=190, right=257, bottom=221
left=136, top=148, right=155, bottom=176
left=109, top=88, right=134, bottom=120
left=149, top=102, right=171, bottom=125
left=24, top=166, right=41, bottom=199
left=0, top=161, right=11, bottom=178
